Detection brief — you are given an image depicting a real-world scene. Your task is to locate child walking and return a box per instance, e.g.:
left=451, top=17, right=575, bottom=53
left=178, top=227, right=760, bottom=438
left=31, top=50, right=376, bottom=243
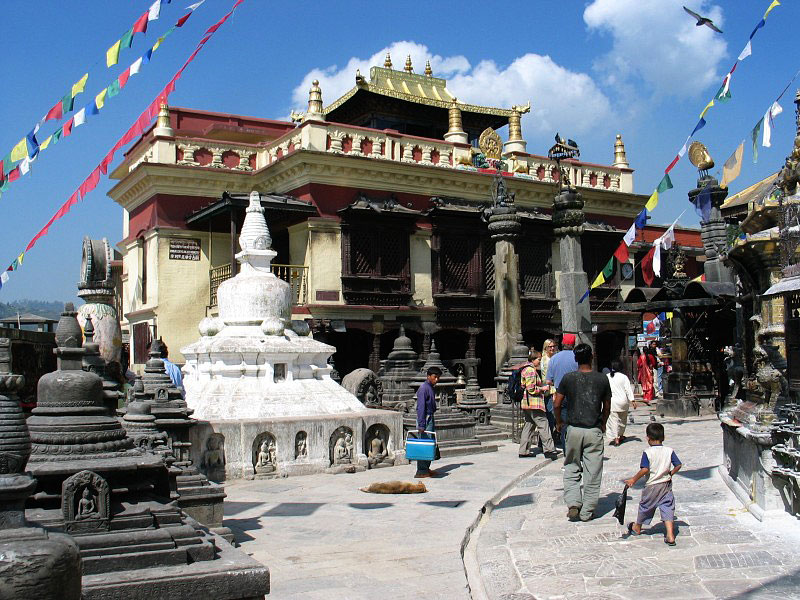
left=624, top=423, right=682, bottom=545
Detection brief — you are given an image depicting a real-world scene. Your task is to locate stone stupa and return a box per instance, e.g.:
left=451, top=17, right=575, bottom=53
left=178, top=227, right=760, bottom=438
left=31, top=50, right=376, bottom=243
left=182, top=191, right=404, bottom=478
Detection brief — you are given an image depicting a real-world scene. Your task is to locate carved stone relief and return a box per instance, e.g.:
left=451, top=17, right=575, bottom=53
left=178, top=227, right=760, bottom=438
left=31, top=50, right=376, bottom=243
left=252, top=432, right=277, bottom=474
left=330, top=426, right=354, bottom=466
left=62, top=470, right=110, bottom=533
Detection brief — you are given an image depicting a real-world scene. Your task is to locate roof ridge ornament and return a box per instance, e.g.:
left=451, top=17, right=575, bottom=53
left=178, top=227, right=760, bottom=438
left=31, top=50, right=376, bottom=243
left=424, top=60, right=432, bottom=77
left=384, top=53, right=392, bottom=69
left=404, top=55, right=413, bottom=73
left=307, top=79, right=324, bottom=118
left=612, top=134, right=629, bottom=169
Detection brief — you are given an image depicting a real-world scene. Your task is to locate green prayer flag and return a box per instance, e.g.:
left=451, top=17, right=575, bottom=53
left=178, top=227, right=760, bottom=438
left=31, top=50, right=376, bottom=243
left=107, top=80, right=121, bottom=98
left=752, top=118, right=764, bottom=164
left=52, top=128, right=63, bottom=143
left=61, top=93, right=75, bottom=115
left=602, top=257, right=614, bottom=279
left=120, top=28, right=134, bottom=50
left=656, top=173, right=673, bottom=194
left=715, top=84, right=731, bottom=103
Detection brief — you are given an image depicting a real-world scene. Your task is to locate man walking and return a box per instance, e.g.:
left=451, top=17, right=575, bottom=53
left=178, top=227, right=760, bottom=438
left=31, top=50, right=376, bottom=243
left=554, top=344, right=611, bottom=522
left=415, top=366, right=442, bottom=478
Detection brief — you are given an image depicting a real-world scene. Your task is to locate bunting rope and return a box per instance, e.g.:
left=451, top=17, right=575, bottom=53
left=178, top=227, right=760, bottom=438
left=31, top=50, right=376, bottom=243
left=0, top=0, right=246, bottom=291
left=578, top=0, right=783, bottom=305
left=0, top=1, right=207, bottom=194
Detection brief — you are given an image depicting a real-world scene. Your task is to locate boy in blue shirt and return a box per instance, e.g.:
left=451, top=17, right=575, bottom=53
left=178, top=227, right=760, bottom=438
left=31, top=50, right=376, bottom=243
left=624, top=422, right=682, bottom=545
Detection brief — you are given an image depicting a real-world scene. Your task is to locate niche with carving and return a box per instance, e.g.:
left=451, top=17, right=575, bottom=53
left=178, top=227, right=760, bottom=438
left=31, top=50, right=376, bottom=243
left=329, top=426, right=354, bottom=466
left=365, top=423, right=393, bottom=469
left=200, top=433, right=226, bottom=482
left=252, top=432, right=277, bottom=474
left=294, top=430, right=308, bottom=460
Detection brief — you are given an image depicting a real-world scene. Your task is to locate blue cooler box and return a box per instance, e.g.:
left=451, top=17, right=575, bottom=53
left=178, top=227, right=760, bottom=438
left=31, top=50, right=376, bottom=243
left=405, top=432, right=437, bottom=461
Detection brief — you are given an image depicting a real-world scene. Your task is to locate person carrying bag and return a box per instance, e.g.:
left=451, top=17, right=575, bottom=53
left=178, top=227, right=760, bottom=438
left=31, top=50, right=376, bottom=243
left=518, top=349, right=557, bottom=460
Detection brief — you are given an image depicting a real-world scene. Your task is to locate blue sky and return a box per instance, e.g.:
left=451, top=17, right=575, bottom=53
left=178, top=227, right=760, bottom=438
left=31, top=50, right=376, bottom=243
left=0, top=0, right=797, bottom=302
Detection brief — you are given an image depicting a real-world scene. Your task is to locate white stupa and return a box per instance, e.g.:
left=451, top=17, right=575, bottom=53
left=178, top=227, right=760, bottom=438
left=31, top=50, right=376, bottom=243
left=182, top=191, right=403, bottom=478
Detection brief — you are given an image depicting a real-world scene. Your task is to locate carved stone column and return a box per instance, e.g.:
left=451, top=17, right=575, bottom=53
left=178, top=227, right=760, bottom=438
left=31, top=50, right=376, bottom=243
left=689, top=175, right=733, bottom=284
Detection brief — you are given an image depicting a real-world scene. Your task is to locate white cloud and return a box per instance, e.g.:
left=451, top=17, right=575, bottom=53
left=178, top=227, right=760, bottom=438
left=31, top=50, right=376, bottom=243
left=584, top=0, right=728, bottom=99
left=291, top=41, right=614, bottom=142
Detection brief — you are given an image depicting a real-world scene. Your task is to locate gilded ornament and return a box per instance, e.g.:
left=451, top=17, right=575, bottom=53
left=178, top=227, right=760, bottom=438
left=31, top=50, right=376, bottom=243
left=688, top=141, right=714, bottom=171
left=478, top=127, right=503, bottom=160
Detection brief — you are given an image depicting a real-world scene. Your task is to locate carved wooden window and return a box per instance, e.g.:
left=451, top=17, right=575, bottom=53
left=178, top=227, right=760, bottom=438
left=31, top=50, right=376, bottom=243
left=519, top=234, right=552, bottom=296
left=440, top=234, right=480, bottom=292
left=346, top=226, right=406, bottom=277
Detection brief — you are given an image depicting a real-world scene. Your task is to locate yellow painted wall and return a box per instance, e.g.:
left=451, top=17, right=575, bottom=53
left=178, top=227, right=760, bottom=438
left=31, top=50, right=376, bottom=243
left=410, top=229, right=433, bottom=306
left=306, top=219, right=342, bottom=304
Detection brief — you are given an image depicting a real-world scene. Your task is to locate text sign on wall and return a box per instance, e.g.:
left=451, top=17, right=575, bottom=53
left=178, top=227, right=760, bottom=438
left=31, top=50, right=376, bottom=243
left=169, top=238, right=201, bottom=261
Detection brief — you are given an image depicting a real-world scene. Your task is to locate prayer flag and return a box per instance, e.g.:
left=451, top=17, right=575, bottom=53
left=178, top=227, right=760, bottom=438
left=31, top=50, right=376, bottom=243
left=19, top=156, right=32, bottom=175
left=119, top=68, right=131, bottom=89
left=691, top=118, right=706, bottom=136
left=133, top=12, right=149, bottom=34
left=614, top=241, right=629, bottom=264
left=120, top=28, right=134, bottom=50
left=666, top=311, right=673, bottom=320
left=751, top=118, right=763, bottom=163
left=750, top=19, right=765, bottom=39
left=653, top=244, right=662, bottom=277
left=17, top=253, right=23, bottom=266
left=677, top=136, right=691, bottom=158
left=1, top=272, right=8, bottom=284
left=646, top=320, right=656, bottom=334
left=763, top=101, right=783, bottom=147
left=106, top=40, right=122, bottom=67
left=602, top=257, right=614, bottom=279
left=86, top=100, right=99, bottom=116
left=40, top=135, right=53, bottom=151
left=700, top=100, right=714, bottom=119
left=107, top=80, right=121, bottom=98
left=176, top=12, right=192, bottom=27
left=26, top=129, right=39, bottom=158
left=720, top=141, right=745, bottom=189
left=763, top=1, right=780, bottom=19
left=691, top=188, right=712, bottom=222
left=715, top=75, right=732, bottom=103
left=656, top=173, right=673, bottom=194
left=634, top=209, right=647, bottom=229
left=62, top=118, right=74, bottom=138
left=61, top=93, right=75, bottom=115
left=148, top=0, right=162, bottom=20
left=51, top=128, right=63, bottom=143
left=623, top=223, right=637, bottom=246
left=130, top=57, right=144, bottom=76
left=665, top=154, right=679, bottom=174
left=141, top=48, right=153, bottom=65
left=71, top=73, right=89, bottom=98
left=45, top=101, right=63, bottom=122
left=738, top=41, right=752, bottom=61
left=591, top=271, right=605, bottom=289
left=187, top=0, right=206, bottom=10
left=9, top=259, right=17, bottom=271
left=645, top=190, right=658, bottom=211
left=73, top=107, right=87, bottom=127
left=641, top=246, right=656, bottom=286
left=95, top=89, right=107, bottom=110
left=10, top=138, right=27, bottom=163
left=578, top=289, right=590, bottom=304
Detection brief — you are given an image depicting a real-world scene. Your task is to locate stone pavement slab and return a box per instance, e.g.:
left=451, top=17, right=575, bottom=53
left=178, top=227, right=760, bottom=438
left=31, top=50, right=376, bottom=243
left=223, top=440, right=551, bottom=599
left=473, top=409, right=800, bottom=600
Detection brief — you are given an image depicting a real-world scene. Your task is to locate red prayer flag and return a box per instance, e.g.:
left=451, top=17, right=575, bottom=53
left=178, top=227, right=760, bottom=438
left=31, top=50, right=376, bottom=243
left=176, top=12, right=192, bottom=26
left=7, top=167, right=20, bottom=182
left=613, top=242, right=629, bottom=264
left=62, top=118, right=74, bottom=138
left=99, top=150, right=115, bottom=175
left=118, top=68, right=131, bottom=89
left=664, top=154, right=680, bottom=174
left=641, top=246, right=656, bottom=286
left=132, top=11, right=149, bottom=34
left=45, top=101, right=63, bottom=122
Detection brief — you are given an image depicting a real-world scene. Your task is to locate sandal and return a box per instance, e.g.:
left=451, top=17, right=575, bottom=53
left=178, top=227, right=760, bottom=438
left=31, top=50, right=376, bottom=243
left=627, top=522, right=641, bottom=536
left=664, top=538, right=676, bottom=546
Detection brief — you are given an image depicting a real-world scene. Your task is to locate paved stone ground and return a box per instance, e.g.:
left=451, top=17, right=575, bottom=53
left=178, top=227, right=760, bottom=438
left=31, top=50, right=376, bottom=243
left=223, top=442, right=549, bottom=600
left=475, top=408, right=800, bottom=600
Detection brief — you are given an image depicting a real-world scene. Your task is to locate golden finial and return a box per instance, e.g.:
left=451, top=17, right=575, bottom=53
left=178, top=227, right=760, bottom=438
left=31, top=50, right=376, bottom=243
left=688, top=141, right=714, bottom=171
left=384, top=53, right=392, bottom=69
left=612, top=134, right=629, bottom=169
left=404, top=55, right=413, bottom=73
left=308, top=79, right=323, bottom=116
left=157, top=103, right=170, bottom=129
left=424, top=60, right=432, bottom=76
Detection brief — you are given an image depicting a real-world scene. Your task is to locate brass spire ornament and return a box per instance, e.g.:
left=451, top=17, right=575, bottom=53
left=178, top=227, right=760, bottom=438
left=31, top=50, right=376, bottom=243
left=688, top=141, right=714, bottom=173
left=424, top=60, right=432, bottom=76
left=307, top=79, right=323, bottom=116
left=507, top=102, right=530, bottom=143
left=612, top=134, right=629, bottom=168
left=384, top=53, right=392, bottom=69
left=404, top=55, right=413, bottom=72
left=154, top=103, right=174, bottom=137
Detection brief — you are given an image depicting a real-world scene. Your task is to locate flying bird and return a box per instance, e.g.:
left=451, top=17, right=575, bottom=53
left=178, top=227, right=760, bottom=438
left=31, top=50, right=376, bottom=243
left=683, top=6, right=723, bottom=33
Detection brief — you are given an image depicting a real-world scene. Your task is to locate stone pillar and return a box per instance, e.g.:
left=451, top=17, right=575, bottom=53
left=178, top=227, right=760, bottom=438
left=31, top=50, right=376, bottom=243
left=77, top=237, right=122, bottom=367
left=661, top=308, right=696, bottom=417
left=444, top=100, right=468, bottom=145
left=369, top=321, right=383, bottom=373
left=0, top=337, right=82, bottom=600
left=553, top=185, right=592, bottom=346
left=689, top=175, right=733, bottom=284
left=486, top=174, right=523, bottom=371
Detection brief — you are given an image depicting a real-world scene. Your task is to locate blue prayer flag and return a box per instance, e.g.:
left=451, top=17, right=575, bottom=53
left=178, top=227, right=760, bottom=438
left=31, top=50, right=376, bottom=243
left=634, top=209, right=647, bottom=229
left=691, top=118, right=707, bottom=136
left=691, top=188, right=712, bottom=222
left=750, top=19, right=765, bottom=39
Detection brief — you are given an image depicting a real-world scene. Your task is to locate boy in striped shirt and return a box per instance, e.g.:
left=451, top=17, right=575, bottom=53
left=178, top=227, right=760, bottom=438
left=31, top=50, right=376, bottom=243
left=624, top=423, right=682, bottom=545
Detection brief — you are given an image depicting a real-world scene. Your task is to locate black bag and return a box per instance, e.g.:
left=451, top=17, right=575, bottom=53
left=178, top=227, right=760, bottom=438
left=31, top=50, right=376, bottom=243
left=614, top=484, right=629, bottom=525
left=507, top=366, right=526, bottom=404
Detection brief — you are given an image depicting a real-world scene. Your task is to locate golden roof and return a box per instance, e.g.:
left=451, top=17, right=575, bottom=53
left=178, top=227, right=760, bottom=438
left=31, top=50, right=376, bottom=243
left=323, top=66, right=514, bottom=118
left=721, top=171, right=778, bottom=211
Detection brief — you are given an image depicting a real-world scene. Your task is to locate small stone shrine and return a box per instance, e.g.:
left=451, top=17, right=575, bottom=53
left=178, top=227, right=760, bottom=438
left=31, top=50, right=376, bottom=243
left=128, top=341, right=231, bottom=540
left=376, top=325, right=420, bottom=411
left=0, top=337, right=82, bottom=600
left=182, top=191, right=404, bottom=478
left=407, top=340, right=497, bottom=456
left=23, top=306, right=270, bottom=599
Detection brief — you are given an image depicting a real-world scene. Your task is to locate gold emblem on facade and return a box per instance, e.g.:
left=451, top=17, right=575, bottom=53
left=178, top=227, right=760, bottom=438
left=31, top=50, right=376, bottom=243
left=688, top=141, right=715, bottom=170
left=479, top=127, right=503, bottom=159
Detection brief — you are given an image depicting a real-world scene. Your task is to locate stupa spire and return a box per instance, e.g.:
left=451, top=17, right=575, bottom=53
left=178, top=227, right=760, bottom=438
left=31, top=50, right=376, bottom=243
left=424, top=60, right=432, bottom=76
left=384, top=53, right=392, bottom=68
left=404, top=55, right=413, bottom=72
left=613, top=134, right=629, bottom=169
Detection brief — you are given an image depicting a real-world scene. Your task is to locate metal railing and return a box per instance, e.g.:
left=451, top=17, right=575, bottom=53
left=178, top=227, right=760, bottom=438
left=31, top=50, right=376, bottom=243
left=208, top=263, right=308, bottom=307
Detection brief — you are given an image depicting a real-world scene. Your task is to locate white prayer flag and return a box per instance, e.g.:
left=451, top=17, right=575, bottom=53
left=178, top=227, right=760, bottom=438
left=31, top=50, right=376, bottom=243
left=73, top=108, right=87, bottom=127
left=130, top=57, right=143, bottom=76
left=623, top=223, right=636, bottom=247
left=187, top=0, right=206, bottom=9
left=19, top=156, right=31, bottom=175
left=738, top=41, right=752, bottom=61
left=659, top=225, right=675, bottom=251
left=0, top=272, right=8, bottom=284
left=653, top=244, right=662, bottom=277
left=148, top=0, right=161, bottom=20
left=677, top=136, right=691, bottom=158
left=763, top=101, right=783, bottom=147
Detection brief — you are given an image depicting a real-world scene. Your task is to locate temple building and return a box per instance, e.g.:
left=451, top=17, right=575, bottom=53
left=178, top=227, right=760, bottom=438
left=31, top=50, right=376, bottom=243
left=109, top=55, right=694, bottom=383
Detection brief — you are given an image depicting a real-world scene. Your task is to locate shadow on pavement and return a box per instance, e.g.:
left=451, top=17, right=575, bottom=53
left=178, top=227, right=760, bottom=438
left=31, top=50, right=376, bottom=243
left=262, top=502, right=325, bottom=517
left=223, top=501, right=264, bottom=517
left=421, top=500, right=465, bottom=508
left=676, top=465, right=716, bottom=480
left=495, top=493, right=535, bottom=510
left=348, top=502, right=393, bottom=510
left=432, top=462, right=474, bottom=478
left=224, top=517, right=261, bottom=543
left=729, top=564, right=800, bottom=598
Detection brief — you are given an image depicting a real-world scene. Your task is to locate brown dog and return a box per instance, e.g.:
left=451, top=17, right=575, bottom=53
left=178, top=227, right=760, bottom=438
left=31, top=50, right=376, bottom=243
left=359, top=481, right=427, bottom=494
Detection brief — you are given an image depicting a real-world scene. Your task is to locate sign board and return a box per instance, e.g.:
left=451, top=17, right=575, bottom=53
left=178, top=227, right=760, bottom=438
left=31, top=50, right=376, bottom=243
left=169, top=238, right=201, bottom=261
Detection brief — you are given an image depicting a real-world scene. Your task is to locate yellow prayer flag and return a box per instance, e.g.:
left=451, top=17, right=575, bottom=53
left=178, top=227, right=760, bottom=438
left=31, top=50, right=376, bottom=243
left=152, top=36, right=166, bottom=53
left=699, top=100, right=714, bottom=119
left=95, top=89, right=107, bottom=110
left=71, top=73, right=89, bottom=98
left=590, top=272, right=605, bottom=289
left=9, top=138, right=28, bottom=163
left=645, top=190, right=659, bottom=211
left=720, top=140, right=745, bottom=189
left=764, top=0, right=780, bottom=19
left=106, top=40, right=121, bottom=67
left=17, top=253, right=24, bottom=265
left=39, top=135, right=53, bottom=151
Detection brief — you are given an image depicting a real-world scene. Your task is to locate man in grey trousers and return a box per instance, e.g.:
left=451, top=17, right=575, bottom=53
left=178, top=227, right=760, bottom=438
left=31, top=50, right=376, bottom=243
left=553, top=343, right=611, bottom=522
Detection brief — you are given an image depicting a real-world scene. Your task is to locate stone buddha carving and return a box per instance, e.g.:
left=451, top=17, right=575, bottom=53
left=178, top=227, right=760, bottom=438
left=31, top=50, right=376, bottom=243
left=295, top=433, right=307, bottom=459
left=255, top=438, right=276, bottom=473
left=367, top=436, right=389, bottom=468
left=76, top=488, right=97, bottom=519
left=333, top=436, right=351, bottom=464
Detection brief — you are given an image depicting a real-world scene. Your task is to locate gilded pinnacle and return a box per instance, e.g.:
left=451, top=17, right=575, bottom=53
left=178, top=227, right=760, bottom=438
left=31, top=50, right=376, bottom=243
left=424, top=60, right=432, bottom=76
left=308, top=79, right=323, bottom=115
left=404, top=55, right=413, bottom=72
left=612, top=134, right=629, bottom=169
left=384, top=53, right=392, bottom=68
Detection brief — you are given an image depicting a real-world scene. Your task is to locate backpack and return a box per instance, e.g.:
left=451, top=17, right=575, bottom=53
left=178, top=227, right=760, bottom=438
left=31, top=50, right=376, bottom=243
left=506, top=366, right=526, bottom=404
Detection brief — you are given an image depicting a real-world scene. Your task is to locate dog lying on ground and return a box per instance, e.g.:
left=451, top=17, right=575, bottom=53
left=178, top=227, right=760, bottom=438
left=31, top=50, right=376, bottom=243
left=359, top=481, right=427, bottom=494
